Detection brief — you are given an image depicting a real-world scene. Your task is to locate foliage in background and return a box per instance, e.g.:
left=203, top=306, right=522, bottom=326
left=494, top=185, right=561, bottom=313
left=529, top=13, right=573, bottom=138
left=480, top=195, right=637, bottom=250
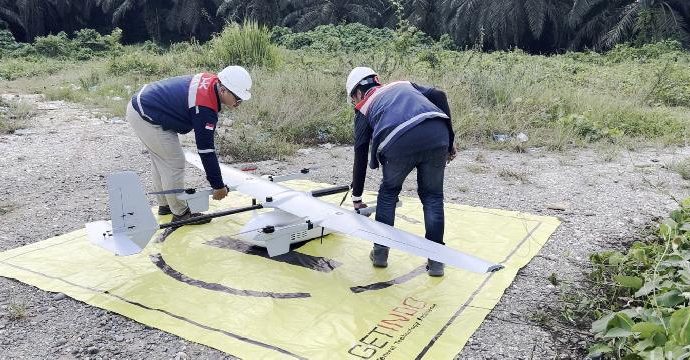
left=0, top=29, right=23, bottom=53
left=281, top=0, right=386, bottom=32
left=2, top=0, right=690, bottom=53
left=0, top=28, right=121, bottom=61
left=569, top=0, right=690, bottom=51
left=444, top=0, right=573, bottom=52
left=272, top=23, right=397, bottom=53
left=2, top=23, right=690, bottom=161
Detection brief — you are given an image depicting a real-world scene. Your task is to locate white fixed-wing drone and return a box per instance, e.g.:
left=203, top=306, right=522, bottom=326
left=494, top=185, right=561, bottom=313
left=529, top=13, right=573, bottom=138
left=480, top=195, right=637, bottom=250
left=85, top=151, right=503, bottom=273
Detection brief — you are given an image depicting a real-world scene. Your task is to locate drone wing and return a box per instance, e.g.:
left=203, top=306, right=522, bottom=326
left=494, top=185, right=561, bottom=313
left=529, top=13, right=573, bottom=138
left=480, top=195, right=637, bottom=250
left=185, top=151, right=503, bottom=273
left=185, top=151, right=289, bottom=200
left=269, top=191, right=503, bottom=273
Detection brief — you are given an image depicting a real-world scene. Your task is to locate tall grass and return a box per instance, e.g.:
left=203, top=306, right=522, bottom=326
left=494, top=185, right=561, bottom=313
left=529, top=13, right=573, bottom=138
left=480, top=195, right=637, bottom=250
left=192, top=21, right=280, bottom=70
left=0, top=58, right=65, bottom=81
left=213, top=66, right=351, bottom=159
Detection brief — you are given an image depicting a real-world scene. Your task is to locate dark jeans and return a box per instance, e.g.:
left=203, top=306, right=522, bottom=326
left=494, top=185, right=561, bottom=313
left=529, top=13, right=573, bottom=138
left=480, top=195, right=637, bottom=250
left=374, top=147, right=447, bottom=249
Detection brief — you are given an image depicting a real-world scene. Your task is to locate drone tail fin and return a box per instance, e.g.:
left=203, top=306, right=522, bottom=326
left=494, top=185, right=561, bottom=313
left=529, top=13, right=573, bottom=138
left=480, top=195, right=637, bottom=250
left=86, top=171, right=158, bottom=256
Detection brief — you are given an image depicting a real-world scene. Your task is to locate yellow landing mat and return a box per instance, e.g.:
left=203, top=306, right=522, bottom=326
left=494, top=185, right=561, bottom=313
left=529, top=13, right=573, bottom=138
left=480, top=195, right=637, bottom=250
left=0, top=180, right=559, bottom=360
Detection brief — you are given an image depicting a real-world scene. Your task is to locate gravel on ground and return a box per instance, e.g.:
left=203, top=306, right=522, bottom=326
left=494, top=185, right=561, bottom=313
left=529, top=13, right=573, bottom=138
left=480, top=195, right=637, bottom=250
left=0, top=94, right=688, bottom=359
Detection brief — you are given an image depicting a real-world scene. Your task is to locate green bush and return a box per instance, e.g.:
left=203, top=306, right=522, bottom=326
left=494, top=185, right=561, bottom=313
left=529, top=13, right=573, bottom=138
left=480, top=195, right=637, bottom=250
left=273, top=22, right=436, bottom=58
left=141, top=40, right=166, bottom=54
left=558, top=113, right=623, bottom=142
left=73, top=28, right=122, bottom=53
left=107, top=52, right=177, bottom=77
left=276, top=106, right=352, bottom=145
left=16, top=28, right=122, bottom=60
left=44, top=85, right=86, bottom=102
left=28, top=28, right=122, bottom=60
left=0, top=29, right=22, bottom=54
left=192, top=21, right=279, bottom=69
left=586, top=199, right=690, bottom=358
left=392, top=24, right=432, bottom=57
left=437, top=34, right=457, bottom=51
left=274, top=23, right=396, bottom=53
left=605, top=40, right=684, bottom=64
left=33, top=32, right=73, bottom=58
left=270, top=26, right=292, bottom=44
left=556, top=107, right=683, bottom=143
left=0, top=58, right=64, bottom=80
left=217, top=126, right=296, bottom=162
left=670, top=158, right=690, bottom=180
left=602, top=108, right=683, bottom=138
left=649, top=64, right=690, bottom=107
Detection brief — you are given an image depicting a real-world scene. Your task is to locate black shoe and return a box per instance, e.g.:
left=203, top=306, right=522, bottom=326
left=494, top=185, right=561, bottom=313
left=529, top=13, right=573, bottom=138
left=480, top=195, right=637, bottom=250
left=427, top=259, right=444, bottom=277
left=158, top=205, right=172, bottom=215
left=369, top=248, right=389, bottom=268
left=171, top=208, right=212, bottom=226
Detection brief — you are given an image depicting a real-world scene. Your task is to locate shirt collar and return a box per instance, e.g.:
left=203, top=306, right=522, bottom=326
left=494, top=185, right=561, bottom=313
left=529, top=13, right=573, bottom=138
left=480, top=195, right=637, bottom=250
left=354, top=85, right=382, bottom=111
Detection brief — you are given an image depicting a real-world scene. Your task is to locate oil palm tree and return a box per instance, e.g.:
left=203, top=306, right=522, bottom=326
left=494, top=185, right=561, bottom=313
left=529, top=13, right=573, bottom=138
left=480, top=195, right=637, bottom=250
left=216, top=0, right=282, bottom=26
left=443, top=0, right=571, bottom=52
left=166, top=0, right=221, bottom=40
left=0, top=0, right=80, bottom=41
left=282, top=0, right=386, bottom=31
left=404, top=0, right=441, bottom=37
left=0, top=1, right=26, bottom=41
left=96, top=0, right=171, bottom=42
left=569, top=0, right=690, bottom=50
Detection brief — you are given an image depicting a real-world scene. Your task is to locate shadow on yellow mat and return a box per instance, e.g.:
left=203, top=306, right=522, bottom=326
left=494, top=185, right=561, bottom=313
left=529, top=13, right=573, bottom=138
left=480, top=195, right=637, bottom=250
left=0, top=180, right=559, bottom=359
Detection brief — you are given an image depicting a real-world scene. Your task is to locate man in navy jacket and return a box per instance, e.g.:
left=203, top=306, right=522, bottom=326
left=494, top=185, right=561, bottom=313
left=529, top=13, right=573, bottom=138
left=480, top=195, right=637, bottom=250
left=346, top=67, right=457, bottom=276
left=126, top=66, right=252, bottom=223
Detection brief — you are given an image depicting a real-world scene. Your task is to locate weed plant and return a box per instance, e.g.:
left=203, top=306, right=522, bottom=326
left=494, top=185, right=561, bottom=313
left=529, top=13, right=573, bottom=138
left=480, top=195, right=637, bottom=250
left=0, top=98, right=34, bottom=134
left=7, top=297, right=27, bottom=320
left=558, top=199, right=690, bottom=358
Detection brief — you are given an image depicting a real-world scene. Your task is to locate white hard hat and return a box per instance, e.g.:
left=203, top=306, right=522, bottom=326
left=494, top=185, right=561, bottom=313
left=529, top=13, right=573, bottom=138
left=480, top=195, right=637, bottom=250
left=218, top=65, right=252, bottom=101
left=346, top=66, right=377, bottom=102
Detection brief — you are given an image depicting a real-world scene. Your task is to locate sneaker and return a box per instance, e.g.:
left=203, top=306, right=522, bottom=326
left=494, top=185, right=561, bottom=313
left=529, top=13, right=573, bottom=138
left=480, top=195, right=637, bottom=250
left=427, top=259, right=444, bottom=277
left=369, top=247, right=389, bottom=268
left=171, top=208, right=212, bottom=226
left=158, top=205, right=172, bottom=215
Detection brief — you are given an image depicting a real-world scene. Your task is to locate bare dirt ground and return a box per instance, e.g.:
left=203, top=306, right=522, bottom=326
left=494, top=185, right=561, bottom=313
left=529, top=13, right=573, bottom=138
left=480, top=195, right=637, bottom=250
left=0, top=93, right=688, bottom=359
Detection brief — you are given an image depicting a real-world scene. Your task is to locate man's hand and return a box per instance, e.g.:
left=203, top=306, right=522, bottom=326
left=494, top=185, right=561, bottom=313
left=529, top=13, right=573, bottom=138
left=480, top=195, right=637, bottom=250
left=353, top=201, right=368, bottom=210
left=447, top=142, right=458, bottom=164
left=212, top=186, right=229, bottom=200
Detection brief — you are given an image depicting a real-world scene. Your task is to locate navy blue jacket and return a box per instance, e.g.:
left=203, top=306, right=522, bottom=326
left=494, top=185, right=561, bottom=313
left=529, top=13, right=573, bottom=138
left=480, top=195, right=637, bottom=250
left=351, top=82, right=454, bottom=197
left=131, top=73, right=224, bottom=189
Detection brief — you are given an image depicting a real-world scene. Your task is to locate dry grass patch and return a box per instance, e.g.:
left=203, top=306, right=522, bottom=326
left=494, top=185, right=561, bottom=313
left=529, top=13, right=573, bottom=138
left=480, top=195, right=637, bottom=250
left=7, top=298, right=28, bottom=320
left=0, top=202, right=14, bottom=215
left=466, top=163, right=489, bottom=174
left=0, top=98, right=35, bottom=134
left=669, top=158, right=690, bottom=180
left=498, top=167, right=529, bottom=183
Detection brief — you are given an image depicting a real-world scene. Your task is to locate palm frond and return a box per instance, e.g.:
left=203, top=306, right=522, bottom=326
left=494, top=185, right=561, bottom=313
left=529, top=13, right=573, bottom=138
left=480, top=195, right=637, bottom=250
left=294, top=9, right=322, bottom=31
left=112, top=0, right=135, bottom=23
left=602, top=2, right=639, bottom=48
left=0, top=7, right=26, bottom=35
left=168, top=0, right=203, bottom=33
left=524, top=0, right=546, bottom=38
left=569, top=0, right=606, bottom=27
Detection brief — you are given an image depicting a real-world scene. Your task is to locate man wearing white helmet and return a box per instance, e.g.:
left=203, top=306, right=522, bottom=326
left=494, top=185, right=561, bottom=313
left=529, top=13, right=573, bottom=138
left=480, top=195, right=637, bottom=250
left=125, top=65, right=252, bottom=224
left=346, top=67, right=457, bottom=277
